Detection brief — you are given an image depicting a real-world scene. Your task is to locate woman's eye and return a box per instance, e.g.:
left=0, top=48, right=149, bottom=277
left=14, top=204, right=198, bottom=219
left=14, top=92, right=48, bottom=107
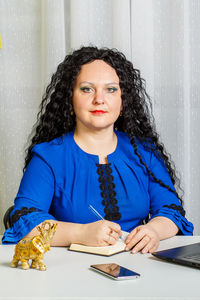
left=107, top=87, right=118, bottom=93
left=80, top=87, right=92, bottom=93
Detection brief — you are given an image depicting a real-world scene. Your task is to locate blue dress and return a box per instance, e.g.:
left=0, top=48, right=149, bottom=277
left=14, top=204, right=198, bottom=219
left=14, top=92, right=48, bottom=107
left=2, top=131, right=193, bottom=244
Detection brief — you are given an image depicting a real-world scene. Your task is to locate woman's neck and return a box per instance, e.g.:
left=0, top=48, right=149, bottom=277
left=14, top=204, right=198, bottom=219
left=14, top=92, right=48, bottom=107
left=73, top=127, right=117, bottom=164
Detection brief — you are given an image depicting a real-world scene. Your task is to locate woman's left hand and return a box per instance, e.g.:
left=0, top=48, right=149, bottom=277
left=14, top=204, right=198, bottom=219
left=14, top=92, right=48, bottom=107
left=125, top=224, right=160, bottom=254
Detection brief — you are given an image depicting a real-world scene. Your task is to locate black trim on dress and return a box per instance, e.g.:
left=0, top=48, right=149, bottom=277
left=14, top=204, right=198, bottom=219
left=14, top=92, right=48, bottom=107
left=96, top=163, right=121, bottom=221
left=163, top=204, right=185, bottom=217
left=10, top=207, right=41, bottom=227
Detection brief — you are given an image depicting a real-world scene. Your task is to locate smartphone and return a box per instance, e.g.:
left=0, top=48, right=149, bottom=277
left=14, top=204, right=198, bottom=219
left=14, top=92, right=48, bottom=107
left=90, top=263, right=140, bottom=280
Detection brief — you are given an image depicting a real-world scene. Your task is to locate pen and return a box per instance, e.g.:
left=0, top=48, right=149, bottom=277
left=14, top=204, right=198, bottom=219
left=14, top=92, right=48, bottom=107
left=89, top=204, right=104, bottom=220
left=89, top=205, right=126, bottom=241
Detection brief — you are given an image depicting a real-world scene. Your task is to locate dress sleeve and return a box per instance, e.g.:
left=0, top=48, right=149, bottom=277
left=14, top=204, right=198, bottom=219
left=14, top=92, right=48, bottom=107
left=2, top=154, right=56, bottom=244
left=148, top=151, right=194, bottom=235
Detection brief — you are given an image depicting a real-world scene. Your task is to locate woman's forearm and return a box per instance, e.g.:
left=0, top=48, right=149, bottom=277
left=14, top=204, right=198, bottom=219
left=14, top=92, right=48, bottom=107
left=147, top=216, right=179, bottom=240
left=24, top=220, right=84, bottom=246
left=24, top=219, right=122, bottom=247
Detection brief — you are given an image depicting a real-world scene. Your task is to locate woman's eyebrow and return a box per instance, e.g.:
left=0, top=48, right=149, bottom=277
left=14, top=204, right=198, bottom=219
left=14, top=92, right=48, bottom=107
left=105, top=82, right=119, bottom=86
left=79, top=81, right=94, bottom=86
left=79, top=81, right=119, bottom=86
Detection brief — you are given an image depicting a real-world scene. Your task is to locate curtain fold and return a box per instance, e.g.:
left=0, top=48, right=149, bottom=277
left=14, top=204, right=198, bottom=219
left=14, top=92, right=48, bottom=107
left=41, top=0, right=66, bottom=89
left=0, top=0, right=199, bottom=234
left=0, top=1, right=42, bottom=233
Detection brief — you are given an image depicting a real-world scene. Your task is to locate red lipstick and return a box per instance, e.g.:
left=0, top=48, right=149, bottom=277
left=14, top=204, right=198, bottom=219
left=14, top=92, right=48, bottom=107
left=91, top=110, right=107, bottom=114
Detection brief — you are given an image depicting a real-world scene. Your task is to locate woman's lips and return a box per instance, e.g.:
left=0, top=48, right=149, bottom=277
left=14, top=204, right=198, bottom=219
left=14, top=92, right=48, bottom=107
left=91, top=110, right=107, bottom=114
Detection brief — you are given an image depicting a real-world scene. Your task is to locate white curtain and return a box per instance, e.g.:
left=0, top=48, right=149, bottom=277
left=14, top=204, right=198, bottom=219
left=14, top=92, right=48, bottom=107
left=0, top=0, right=199, bottom=234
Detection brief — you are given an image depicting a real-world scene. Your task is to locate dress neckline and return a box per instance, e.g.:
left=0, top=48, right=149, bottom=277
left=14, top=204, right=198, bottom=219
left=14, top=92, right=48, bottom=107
left=70, top=131, right=120, bottom=164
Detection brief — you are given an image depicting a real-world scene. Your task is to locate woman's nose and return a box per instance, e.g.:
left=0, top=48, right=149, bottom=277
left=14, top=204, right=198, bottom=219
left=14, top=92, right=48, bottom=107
left=93, top=90, right=105, bottom=104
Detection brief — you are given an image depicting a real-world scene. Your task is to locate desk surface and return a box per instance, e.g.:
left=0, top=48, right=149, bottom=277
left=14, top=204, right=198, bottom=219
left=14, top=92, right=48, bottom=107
left=0, top=236, right=200, bottom=300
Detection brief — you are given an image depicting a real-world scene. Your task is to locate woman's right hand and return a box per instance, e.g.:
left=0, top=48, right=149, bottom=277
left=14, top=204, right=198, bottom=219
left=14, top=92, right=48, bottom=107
left=80, top=220, right=122, bottom=246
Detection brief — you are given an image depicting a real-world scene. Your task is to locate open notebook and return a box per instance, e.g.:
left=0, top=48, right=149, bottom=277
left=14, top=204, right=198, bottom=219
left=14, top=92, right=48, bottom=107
left=68, top=231, right=128, bottom=256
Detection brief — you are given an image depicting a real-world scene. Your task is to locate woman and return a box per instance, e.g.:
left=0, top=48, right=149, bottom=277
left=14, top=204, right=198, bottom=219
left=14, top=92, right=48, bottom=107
left=2, top=46, right=193, bottom=254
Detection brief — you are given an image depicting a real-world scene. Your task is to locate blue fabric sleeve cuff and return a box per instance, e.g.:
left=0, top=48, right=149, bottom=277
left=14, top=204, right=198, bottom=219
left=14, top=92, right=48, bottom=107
left=1, top=212, right=56, bottom=244
left=150, top=207, right=194, bottom=236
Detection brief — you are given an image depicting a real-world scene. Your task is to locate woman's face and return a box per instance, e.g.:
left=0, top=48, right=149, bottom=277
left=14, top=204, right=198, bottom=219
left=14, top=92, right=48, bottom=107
left=72, top=59, right=122, bottom=132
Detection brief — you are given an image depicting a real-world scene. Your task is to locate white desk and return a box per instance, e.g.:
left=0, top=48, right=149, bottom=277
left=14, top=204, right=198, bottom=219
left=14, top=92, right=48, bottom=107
left=0, top=236, right=200, bottom=300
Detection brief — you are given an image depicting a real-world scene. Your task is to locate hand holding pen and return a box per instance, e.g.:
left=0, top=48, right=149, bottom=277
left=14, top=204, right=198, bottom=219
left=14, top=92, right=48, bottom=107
left=88, top=205, right=123, bottom=245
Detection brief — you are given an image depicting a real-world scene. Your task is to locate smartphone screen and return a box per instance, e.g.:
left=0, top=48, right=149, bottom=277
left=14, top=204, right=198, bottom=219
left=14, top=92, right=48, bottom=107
left=90, top=263, right=140, bottom=280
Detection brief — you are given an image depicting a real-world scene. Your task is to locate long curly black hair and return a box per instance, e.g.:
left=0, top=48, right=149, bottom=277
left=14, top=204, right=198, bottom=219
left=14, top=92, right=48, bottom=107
left=24, top=46, right=183, bottom=204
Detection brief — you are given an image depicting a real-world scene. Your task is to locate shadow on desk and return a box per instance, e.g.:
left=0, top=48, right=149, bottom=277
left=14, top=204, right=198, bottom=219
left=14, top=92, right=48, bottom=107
left=0, top=261, right=11, bottom=268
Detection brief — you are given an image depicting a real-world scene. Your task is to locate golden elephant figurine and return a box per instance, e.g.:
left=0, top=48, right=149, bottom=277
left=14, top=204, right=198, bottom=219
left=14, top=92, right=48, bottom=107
left=11, top=221, right=57, bottom=271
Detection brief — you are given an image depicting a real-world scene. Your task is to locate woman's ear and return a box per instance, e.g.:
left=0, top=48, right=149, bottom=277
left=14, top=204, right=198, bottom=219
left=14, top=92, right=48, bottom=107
left=120, top=104, right=123, bottom=116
